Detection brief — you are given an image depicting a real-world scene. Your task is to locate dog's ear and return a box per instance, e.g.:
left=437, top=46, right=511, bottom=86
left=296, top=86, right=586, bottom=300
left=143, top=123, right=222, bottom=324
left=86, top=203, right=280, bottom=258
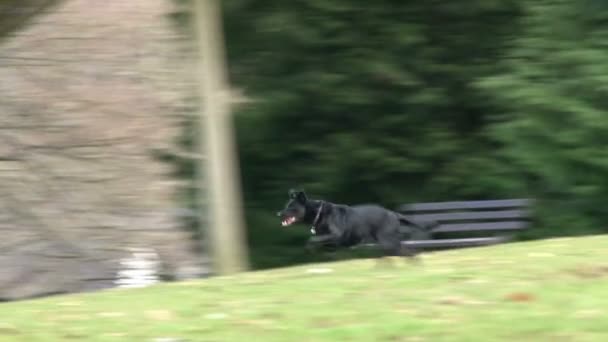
left=295, top=190, right=307, bottom=203
left=288, top=189, right=307, bottom=202
left=288, top=189, right=298, bottom=199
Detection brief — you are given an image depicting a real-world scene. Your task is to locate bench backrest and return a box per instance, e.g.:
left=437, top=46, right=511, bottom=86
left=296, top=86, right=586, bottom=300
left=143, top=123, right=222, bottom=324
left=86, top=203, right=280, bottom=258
left=398, top=199, right=532, bottom=234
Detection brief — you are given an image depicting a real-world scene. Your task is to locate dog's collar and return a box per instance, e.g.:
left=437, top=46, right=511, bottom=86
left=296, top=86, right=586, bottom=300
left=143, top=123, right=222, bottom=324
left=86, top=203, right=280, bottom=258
left=310, top=201, right=324, bottom=235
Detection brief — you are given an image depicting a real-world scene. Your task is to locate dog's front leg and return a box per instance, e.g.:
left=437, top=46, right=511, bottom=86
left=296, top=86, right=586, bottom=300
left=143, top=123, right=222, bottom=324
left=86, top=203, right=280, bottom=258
left=306, top=234, right=337, bottom=252
left=307, top=234, right=335, bottom=245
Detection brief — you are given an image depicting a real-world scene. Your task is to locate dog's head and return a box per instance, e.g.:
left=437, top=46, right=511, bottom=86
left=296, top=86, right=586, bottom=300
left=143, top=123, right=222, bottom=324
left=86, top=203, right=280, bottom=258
left=276, top=189, right=308, bottom=227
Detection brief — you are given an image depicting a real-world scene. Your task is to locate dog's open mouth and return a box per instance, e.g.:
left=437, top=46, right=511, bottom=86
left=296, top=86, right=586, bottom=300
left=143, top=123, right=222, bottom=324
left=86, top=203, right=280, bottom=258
left=281, top=216, right=297, bottom=227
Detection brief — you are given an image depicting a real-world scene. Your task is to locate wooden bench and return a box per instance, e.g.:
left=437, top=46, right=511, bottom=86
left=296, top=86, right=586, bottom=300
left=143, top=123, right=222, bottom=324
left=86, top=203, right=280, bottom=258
left=398, top=198, right=533, bottom=250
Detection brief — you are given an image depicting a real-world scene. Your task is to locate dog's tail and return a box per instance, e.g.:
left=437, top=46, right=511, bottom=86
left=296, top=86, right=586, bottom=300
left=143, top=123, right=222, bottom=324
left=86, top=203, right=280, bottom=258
left=396, top=213, right=437, bottom=230
left=396, top=213, right=437, bottom=240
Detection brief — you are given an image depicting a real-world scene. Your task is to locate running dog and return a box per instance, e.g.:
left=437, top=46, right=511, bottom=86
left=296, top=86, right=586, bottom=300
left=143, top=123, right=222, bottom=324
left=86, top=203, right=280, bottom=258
left=277, top=189, right=434, bottom=257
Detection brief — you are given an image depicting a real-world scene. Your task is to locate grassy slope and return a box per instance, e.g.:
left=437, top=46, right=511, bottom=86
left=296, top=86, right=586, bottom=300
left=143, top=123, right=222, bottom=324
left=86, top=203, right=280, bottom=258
left=2, top=235, right=608, bottom=342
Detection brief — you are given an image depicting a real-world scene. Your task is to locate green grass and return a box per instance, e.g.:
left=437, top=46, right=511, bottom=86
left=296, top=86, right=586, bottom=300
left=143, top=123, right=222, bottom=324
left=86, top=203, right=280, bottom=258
left=2, top=235, right=608, bottom=342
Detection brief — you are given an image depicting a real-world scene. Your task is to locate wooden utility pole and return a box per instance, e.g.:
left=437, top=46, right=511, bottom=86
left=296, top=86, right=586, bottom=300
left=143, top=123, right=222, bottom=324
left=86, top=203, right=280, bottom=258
left=192, top=0, right=249, bottom=274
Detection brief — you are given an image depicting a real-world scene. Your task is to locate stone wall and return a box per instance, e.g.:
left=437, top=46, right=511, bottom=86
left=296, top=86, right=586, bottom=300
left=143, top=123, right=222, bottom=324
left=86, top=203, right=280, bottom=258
left=0, top=0, right=205, bottom=300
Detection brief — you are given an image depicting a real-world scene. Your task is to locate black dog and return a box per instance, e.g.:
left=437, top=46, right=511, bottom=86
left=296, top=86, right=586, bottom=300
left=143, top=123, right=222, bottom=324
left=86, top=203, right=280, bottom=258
left=277, top=189, right=434, bottom=258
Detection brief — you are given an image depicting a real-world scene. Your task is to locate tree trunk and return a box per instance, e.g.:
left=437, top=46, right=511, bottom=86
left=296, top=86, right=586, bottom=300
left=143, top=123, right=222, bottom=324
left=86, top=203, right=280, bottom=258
left=192, top=0, right=250, bottom=274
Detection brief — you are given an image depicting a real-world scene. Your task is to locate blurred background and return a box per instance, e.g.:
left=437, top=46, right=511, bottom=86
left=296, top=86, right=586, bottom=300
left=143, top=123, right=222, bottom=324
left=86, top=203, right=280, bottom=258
left=1, top=0, right=608, bottom=300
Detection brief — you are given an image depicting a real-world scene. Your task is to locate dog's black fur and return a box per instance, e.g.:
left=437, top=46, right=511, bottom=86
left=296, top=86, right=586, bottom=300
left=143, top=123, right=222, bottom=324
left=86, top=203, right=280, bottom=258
left=277, top=189, right=435, bottom=258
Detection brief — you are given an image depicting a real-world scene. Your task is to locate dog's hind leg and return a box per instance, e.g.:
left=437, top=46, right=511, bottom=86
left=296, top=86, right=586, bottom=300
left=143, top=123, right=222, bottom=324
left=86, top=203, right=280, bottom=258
left=377, top=229, right=421, bottom=267
left=400, top=245, right=421, bottom=266
left=373, top=231, right=404, bottom=267
left=400, top=242, right=420, bottom=258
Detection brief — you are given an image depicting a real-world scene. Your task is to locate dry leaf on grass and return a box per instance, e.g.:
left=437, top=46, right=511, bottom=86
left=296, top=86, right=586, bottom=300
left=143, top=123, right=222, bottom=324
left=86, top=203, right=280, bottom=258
left=504, top=292, right=536, bottom=302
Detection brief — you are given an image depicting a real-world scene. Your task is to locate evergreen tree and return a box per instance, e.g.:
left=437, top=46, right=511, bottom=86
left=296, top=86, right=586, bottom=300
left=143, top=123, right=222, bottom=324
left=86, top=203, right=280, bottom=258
left=224, top=0, right=522, bottom=207
left=479, top=0, right=608, bottom=234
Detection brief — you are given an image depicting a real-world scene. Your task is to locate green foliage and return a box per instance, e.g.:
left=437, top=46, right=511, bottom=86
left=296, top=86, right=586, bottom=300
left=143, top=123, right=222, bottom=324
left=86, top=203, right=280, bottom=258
left=167, top=0, right=608, bottom=269
left=217, top=1, right=529, bottom=268
left=478, top=0, right=608, bottom=234
left=225, top=0, right=523, bottom=208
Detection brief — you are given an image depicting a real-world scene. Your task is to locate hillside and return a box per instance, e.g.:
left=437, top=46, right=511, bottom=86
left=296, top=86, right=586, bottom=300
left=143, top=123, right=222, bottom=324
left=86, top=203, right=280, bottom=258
left=1, top=235, right=607, bottom=341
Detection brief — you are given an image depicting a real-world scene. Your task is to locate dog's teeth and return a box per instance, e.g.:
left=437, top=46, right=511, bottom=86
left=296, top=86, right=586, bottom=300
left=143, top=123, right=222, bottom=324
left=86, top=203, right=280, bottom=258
left=281, top=217, right=296, bottom=227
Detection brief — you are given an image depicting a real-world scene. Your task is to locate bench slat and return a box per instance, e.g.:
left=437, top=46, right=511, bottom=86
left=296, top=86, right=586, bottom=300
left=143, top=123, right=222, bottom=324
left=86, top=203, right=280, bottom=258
left=433, top=221, right=528, bottom=233
left=402, top=236, right=510, bottom=248
left=399, top=198, right=532, bottom=212
left=395, top=198, right=532, bottom=251
left=409, top=209, right=529, bottom=222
